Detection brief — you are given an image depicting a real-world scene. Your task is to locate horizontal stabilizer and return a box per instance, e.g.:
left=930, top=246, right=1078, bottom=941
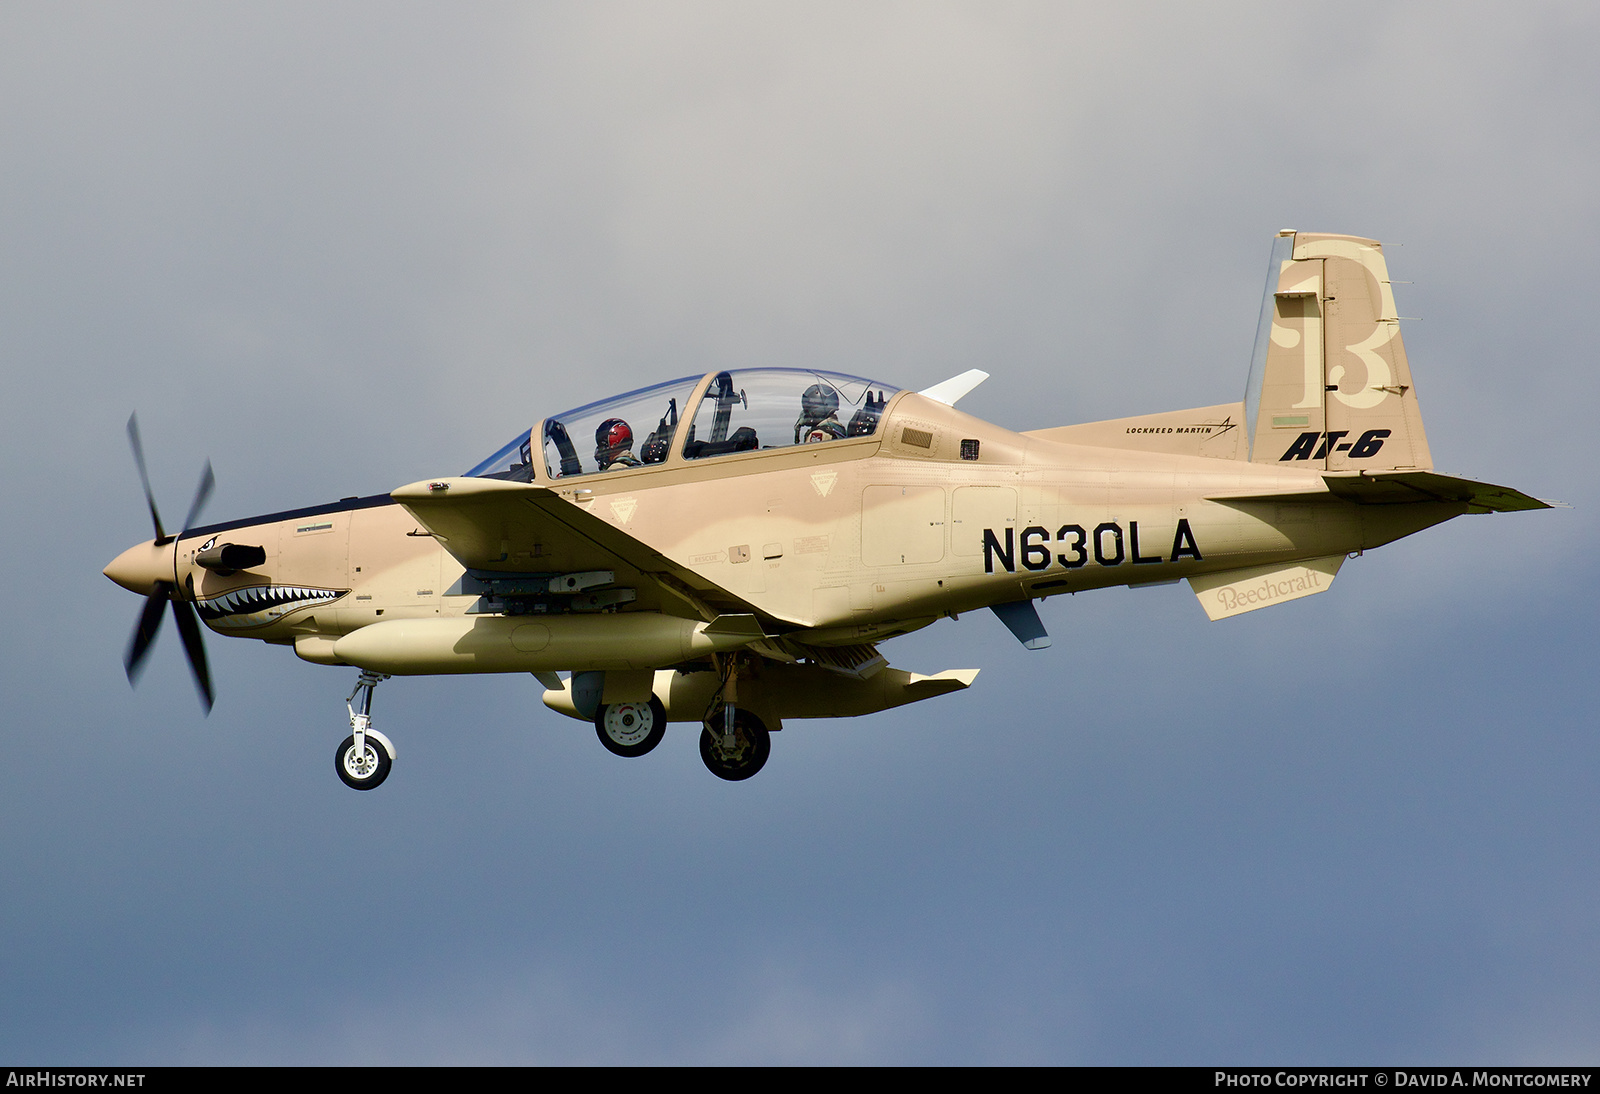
left=1188, top=555, right=1343, bottom=621
left=1321, top=471, right=1553, bottom=513
left=1203, top=471, right=1556, bottom=514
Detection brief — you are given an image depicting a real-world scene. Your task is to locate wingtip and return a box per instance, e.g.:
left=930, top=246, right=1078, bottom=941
left=908, top=668, right=981, bottom=689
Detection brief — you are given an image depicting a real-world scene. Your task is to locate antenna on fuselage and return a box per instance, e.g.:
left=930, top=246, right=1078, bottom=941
left=918, top=369, right=990, bottom=407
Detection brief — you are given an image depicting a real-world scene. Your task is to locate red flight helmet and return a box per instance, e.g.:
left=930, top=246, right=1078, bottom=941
left=595, top=417, right=633, bottom=458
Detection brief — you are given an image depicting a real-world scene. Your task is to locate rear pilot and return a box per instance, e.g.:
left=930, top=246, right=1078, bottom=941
left=795, top=383, right=846, bottom=444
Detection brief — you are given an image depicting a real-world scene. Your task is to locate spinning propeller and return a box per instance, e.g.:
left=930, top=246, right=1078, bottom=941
left=118, top=413, right=216, bottom=713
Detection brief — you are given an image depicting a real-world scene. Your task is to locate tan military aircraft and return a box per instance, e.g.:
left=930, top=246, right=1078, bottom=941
left=105, top=231, right=1552, bottom=789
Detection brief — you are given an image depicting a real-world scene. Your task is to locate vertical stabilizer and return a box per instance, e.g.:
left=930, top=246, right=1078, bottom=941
left=1244, top=231, right=1431, bottom=471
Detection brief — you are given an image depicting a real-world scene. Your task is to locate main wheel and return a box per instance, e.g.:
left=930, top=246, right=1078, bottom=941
left=335, top=733, right=393, bottom=790
left=595, top=697, right=668, bottom=758
left=699, top=709, right=771, bottom=781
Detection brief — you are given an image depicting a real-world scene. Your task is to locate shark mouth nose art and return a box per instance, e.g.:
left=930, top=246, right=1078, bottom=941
left=197, top=585, right=346, bottom=628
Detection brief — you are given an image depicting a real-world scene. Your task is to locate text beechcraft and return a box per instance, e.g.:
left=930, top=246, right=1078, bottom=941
left=105, top=231, right=1555, bottom=788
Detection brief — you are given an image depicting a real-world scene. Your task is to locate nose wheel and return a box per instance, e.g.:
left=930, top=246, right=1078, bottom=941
left=336, top=732, right=393, bottom=790
left=337, top=670, right=395, bottom=790
left=699, top=707, right=770, bottom=781
left=595, top=696, right=668, bottom=757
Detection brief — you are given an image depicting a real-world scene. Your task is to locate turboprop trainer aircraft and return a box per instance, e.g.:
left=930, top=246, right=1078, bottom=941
left=105, top=230, right=1553, bottom=789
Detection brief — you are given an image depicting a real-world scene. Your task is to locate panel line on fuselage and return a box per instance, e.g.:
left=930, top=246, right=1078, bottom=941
left=184, top=493, right=397, bottom=540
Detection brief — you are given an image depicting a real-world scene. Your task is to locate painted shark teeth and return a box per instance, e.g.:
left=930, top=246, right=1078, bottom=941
left=197, top=585, right=345, bottom=629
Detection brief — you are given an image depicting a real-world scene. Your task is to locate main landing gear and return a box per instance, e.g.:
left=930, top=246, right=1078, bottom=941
left=693, top=655, right=771, bottom=781
left=592, top=695, right=770, bottom=779
left=336, top=670, right=396, bottom=791
left=594, top=697, right=668, bottom=757
left=699, top=706, right=770, bottom=782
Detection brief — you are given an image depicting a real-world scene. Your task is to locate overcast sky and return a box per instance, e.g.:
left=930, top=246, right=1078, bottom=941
left=3, top=1, right=1597, bottom=1064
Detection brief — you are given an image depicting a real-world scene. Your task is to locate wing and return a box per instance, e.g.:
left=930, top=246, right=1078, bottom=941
left=391, top=477, right=789, bottom=625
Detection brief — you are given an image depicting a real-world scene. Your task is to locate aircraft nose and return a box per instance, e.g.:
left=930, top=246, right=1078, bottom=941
left=104, top=539, right=172, bottom=595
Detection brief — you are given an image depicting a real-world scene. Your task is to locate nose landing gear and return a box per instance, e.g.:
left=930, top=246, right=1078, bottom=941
left=336, top=671, right=395, bottom=790
left=336, top=733, right=391, bottom=789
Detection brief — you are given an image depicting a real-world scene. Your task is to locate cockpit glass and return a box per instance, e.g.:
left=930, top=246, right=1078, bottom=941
left=464, top=429, right=535, bottom=481
left=681, top=368, right=899, bottom=461
left=541, top=375, right=702, bottom=478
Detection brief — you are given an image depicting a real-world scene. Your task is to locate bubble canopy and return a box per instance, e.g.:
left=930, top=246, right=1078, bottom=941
left=466, top=369, right=901, bottom=481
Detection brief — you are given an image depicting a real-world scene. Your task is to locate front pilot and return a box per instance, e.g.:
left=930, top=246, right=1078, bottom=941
left=595, top=417, right=641, bottom=471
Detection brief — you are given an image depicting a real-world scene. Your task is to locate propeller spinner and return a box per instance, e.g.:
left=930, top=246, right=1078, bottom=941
left=105, top=413, right=216, bottom=713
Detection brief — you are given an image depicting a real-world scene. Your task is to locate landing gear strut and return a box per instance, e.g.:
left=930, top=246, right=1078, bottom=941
left=699, top=706, right=770, bottom=781
left=336, top=670, right=395, bottom=790
left=698, top=654, right=770, bottom=781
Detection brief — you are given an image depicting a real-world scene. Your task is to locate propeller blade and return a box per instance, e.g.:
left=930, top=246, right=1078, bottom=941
left=126, top=413, right=168, bottom=543
left=120, top=418, right=219, bottom=712
left=125, top=579, right=173, bottom=683
left=181, top=460, right=215, bottom=535
left=170, top=597, right=214, bottom=714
